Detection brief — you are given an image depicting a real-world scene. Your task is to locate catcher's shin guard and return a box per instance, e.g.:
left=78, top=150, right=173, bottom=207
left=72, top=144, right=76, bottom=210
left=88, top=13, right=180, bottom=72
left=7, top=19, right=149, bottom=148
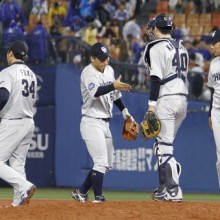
left=154, top=143, right=181, bottom=192
left=159, top=157, right=181, bottom=189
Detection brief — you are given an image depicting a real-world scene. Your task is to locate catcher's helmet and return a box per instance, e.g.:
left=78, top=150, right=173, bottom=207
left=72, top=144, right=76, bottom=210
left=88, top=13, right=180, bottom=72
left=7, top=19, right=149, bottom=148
left=153, top=13, right=173, bottom=28
left=146, top=13, right=174, bottom=40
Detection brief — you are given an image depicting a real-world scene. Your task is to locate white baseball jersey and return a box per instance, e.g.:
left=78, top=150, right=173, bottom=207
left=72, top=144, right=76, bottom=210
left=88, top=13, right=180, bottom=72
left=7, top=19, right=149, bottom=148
left=207, top=57, right=220, bottom=108
left=207, top=56, right=220, bottom=188
left=0, top=63, right=37, bottom=118
left=143, top=39, right=189, bottom=97
left=0, top=62, right=37, bottom=206
left=81, top=63, right=121, bottom=118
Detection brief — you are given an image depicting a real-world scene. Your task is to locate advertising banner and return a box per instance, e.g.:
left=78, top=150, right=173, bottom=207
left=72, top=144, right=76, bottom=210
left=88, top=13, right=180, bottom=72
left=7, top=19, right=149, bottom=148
left=26, top=106, right=55, bottom=187
left=25, top=67, right=56, bottom=187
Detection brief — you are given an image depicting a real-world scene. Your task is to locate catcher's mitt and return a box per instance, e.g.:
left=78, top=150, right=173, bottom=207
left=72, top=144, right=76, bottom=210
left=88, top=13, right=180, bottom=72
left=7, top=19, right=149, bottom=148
left=141, top=111, right=161, bottom=139
left=122, top=116, right=139, bottom=141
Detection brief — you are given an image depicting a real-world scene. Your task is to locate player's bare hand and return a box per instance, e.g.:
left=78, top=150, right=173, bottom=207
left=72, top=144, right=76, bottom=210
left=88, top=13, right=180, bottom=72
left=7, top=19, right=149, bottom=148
left=113, top=75, right=131, bottom=92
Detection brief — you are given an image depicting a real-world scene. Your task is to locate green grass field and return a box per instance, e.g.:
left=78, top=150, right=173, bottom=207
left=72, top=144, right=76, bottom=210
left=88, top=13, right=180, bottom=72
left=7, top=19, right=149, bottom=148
left=0, top=188, right=219, bottom=202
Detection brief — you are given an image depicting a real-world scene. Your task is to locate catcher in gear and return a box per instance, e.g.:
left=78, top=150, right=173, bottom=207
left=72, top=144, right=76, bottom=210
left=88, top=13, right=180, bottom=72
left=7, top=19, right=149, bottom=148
left=141, top=13, right=189, bottom=202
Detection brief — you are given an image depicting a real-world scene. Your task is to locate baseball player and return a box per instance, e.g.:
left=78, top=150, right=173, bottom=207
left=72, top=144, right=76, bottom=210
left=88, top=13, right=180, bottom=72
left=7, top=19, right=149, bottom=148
left=0, top=40, right=37, bottom=206
left=142, top=14, right=189, bottom=201
left=71, top=42, right=132, bottom=202
left=206, top=29, right=220, bottom=188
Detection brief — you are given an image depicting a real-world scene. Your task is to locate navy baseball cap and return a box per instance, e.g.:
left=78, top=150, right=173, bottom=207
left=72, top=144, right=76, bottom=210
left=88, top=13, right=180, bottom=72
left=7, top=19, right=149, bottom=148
left=90, top=42, right=109, bottom=62
left=206, top=29, right=220, bottom=44
left=8, top=40, right=28, bottom=56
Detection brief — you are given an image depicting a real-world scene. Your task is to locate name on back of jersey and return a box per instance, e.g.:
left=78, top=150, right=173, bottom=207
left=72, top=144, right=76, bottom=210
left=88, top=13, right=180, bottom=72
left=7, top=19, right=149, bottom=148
left=20, top=68, right=34, bottom=78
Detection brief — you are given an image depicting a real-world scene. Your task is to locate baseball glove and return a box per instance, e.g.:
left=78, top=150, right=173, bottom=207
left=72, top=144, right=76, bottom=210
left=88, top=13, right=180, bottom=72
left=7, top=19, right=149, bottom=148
left=141, top=111, right=161, bottom=139
left=122, top=116, right=139, bottom=141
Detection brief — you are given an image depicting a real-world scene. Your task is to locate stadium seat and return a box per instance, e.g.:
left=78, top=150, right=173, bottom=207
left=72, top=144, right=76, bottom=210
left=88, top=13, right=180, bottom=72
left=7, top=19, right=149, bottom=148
left=173, top=13, right=186, bottom=27
left=156, top=0, right=169, bottom=13
left=199, top=13, right=211, bottom=27
left=212, top=13, right=220, bottom=27
left=186, top=14, right=199, bottom=27
left=189, top=25, right=203, bottom=40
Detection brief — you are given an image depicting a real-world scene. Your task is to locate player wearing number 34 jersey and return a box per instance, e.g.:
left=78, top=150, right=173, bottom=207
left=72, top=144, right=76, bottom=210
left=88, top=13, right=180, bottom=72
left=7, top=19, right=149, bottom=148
left=0, top=40, right=37, bottom=207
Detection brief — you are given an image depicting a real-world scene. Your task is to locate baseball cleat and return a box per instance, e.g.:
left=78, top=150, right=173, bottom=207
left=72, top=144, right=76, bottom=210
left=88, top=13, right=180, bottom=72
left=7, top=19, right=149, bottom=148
left=19, top=185, right=37, bottom=205
left=152, top=186, right=182, bottom=202
left=71, top=189, right=88, bottom=202
left=92, top=195, right=106, bottom=203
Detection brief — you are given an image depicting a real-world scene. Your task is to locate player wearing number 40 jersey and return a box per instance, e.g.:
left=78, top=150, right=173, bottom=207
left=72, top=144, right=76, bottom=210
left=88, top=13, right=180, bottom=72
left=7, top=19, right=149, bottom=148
left=0, top=40, right=37, bottom=207
left=142, top=13, right=189, bottom=202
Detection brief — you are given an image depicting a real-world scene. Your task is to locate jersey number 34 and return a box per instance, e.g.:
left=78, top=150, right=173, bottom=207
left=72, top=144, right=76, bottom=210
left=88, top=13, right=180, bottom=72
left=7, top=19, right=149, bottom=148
left=22, top=79, right=35, bottom=99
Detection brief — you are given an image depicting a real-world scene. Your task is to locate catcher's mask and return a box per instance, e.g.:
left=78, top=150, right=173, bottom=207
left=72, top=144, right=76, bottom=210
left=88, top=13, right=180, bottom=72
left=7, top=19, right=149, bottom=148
left=146, top=13, right=174, bottom=40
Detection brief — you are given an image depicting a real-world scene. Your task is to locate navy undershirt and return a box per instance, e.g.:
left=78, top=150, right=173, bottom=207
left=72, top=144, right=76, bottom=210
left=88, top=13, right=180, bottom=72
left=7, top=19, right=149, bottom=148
left=0, top=88, right=9, bottom=111
left=94, top=84, right=125, bottom=111
left=149, top=75, right=161, bottom=101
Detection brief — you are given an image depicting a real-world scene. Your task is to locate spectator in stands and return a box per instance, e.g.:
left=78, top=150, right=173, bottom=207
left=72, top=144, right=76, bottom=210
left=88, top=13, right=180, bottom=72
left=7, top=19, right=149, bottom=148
left=172, top=27, right=182, bottom=40
left=96, top=3, right=111, bottom=26
left=124, top=33, right=142, bottom=83
left=57, top=27, right=75, bottom=63
left=82, top=22, right=98, bottom=46
left=27, top=21, right=49, bottom=65
left=48, top=0, right=67, bottom=27
left=192, top=0, right=203, bottom=13
left=204, top=0, right=214, bottom=12
left=197, top=40, right=212, bottom=62
left=168, top=0, right=178, bottom=13
left=116, top=38, right=131, bottom=82
left=0, top=0, right=27, bottom=29
left=69, top=15, right=87, bottom=37
left=114, top=2, right=129, bottom=22
left=114, top=1, right=130, bottom=37
left=30, top=0, right=48, bottom=16
left=179, top=23, right=190, bottom=41
left=21, top=0, right=32, bottom=21
left=2, top=18, right=27, bottom=46
left=135, top=54, right=149, bottom=91
left=64, top=0, right=80, bottom=26
left=169, top=0, right=186, bottom=13
left=124, top=0, right=137, bottom=18
left=103, top=0, right=116, bottom=19
left=188, top=52, right=210, bottom=100
left=79, top=0, right=99, bottom=21
left=125, top=34, right=142, bottom=64
left=134, top=0, right=144, bottom=15
left=189, top=52, right=204, bottom=72
left=211, top=0, right=220, bottom=12
left=49, top=23, right=62, bottom=63
left=135, top=33, right=150, bottom=90
left=189, top=39, right=212, bottom=64
left=122, top=15, right=141, bottom=42
left=118, top=38, right=129, bottom=62
left=97, top=21, right=116, bottom=38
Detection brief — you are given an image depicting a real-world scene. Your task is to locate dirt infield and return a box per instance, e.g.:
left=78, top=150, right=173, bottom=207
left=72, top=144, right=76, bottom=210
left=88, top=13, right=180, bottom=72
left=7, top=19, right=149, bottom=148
left=1, top=200, right=220, bottom=220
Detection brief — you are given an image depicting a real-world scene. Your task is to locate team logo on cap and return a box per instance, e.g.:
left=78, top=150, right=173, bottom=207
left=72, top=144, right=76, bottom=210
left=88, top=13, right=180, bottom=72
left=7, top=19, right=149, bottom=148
left=212, top=31, right=216, bottom=37
left=101, top=47, right=107, bottom=53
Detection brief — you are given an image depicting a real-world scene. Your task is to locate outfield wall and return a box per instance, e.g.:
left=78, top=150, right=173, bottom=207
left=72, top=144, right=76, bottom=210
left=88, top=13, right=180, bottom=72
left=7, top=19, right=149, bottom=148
left=8, top=64, right=218, bottom=192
